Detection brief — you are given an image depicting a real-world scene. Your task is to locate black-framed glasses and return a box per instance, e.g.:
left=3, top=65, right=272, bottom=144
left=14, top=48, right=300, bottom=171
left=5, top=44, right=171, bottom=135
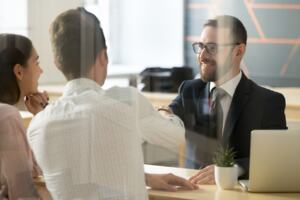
left=192, top=42, right=240, bottom=55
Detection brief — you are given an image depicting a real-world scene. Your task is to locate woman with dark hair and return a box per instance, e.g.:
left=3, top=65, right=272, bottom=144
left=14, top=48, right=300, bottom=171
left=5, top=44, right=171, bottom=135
left=0, top=34, right=48, bottom=199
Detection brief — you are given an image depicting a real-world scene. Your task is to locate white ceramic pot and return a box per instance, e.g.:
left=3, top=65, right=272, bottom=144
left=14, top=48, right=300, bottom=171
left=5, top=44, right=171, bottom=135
left=214, top=165, right=238, bottom=189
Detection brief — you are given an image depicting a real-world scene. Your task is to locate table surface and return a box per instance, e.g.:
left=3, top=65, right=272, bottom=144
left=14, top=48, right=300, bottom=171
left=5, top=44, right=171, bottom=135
left=38, top=84, right=300, bottom=104
left=34, top=164, right=300, bottom=200
left=145, top=165, right=300, bottom=200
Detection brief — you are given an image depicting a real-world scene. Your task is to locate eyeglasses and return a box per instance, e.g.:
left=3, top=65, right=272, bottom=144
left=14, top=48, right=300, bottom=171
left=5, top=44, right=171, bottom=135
left=192, top=42, right=240, bottom=55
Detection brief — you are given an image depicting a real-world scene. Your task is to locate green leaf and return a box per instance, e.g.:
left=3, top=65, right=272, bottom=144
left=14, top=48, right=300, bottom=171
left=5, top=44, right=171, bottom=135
left=212, top=145, right=236, bottom=167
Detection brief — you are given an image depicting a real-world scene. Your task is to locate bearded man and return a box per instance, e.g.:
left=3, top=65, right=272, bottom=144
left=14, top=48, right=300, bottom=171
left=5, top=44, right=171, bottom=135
left=168, top=15, right=287, bottom=183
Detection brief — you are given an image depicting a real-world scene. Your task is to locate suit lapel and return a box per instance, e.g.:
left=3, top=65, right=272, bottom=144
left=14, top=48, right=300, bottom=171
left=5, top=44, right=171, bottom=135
left=194, top=80, right=209, bottom=113
left=194, top=81, right=209, bottom=120
left=222, top=73, right=251, bottom=145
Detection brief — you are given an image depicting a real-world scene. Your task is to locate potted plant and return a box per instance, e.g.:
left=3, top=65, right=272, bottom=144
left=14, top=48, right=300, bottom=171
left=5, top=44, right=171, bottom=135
left=213, top=145, right=238, bottom=189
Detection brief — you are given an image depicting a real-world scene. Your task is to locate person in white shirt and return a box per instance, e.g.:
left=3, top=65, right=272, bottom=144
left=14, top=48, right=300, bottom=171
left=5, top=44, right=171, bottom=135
left=27, top=7, right=197, bottom=200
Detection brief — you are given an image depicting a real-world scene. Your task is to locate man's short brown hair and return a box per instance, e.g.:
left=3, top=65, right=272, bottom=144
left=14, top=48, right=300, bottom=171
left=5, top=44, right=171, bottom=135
left=204, top=15, right=247, bottom=45
left=50, top=7, right=107, bottom=80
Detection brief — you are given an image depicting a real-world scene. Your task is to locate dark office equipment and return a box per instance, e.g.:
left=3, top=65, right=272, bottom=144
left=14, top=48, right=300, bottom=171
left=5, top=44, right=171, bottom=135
left=140, top=66, right=193, bottom=92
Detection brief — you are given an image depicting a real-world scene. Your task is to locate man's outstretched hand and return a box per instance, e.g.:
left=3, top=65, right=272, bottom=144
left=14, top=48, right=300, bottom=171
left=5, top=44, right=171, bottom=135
left=145, top=173, right=198, bottom=192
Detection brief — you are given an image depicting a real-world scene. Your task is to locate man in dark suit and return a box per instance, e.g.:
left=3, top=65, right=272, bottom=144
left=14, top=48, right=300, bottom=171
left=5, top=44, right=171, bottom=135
left=168, top=15, right=287, bottom=184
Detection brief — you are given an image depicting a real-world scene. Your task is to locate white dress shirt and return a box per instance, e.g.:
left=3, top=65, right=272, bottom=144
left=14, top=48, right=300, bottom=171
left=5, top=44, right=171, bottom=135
left=210, top=71, right=244, bottom=176
left=210, top=71, right=242, bottom=133
left=27, top=78, right=185, bottom=200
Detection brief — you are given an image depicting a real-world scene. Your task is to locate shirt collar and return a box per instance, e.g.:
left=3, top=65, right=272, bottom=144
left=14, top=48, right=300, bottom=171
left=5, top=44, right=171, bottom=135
left=63, top=78, right=104, bottom=97
left=209, top=71, right=242, bottom=98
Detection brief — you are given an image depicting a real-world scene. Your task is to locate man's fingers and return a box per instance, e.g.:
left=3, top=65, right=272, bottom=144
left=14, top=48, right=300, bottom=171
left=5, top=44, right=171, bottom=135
left=163, top=184, right=178, bottom=192
left=201, top=165, right=214, bottom=173
left=207, top=178, right=216, bottom=185
left=195, top=173, right=214, bottom=185
left=146, top=173, right=198, bottom=192
left=152, top=180, right=178, bottom=192
left=189, top=171, right=203, bottom=181
left=190, top=166, right=214, bottom=184
left=189, top=169, right=210, bottom=182
left=167, top=174, right=198, bottom=190
left=189, top=165, right=214, bottom=181
left=190, top=171, right=209, bottom=184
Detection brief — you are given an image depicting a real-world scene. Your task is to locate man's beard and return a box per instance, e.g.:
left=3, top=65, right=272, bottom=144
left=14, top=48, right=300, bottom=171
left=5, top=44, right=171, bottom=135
left=200, top=58, right=217, bottom=82
left=200, top=57, right=232, bottom=83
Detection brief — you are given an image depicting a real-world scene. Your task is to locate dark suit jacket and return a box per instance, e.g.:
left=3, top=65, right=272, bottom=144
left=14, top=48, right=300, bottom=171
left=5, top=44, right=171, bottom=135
left=169, top=72, right=287, bottom=178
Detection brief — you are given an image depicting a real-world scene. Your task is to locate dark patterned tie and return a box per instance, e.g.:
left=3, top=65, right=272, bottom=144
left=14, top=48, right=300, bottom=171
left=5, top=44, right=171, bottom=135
left=209, top=87, right=227, bottom=139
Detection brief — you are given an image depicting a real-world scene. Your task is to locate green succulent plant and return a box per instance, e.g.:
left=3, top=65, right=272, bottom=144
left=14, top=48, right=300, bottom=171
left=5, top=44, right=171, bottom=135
left=213, top=145, right=236, bottom=167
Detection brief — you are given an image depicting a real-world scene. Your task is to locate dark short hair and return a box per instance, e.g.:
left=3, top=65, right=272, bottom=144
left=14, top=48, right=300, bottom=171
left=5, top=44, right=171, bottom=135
left=50, top=7, right=107, bottom=80
left=0, top=34, right=33, bottom=105
left=204, top=15, right=247, bottom=45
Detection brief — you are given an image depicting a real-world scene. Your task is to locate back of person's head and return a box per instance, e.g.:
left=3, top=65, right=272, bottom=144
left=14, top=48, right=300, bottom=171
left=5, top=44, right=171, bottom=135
left=0, top=34, right=33, bottom=105
left=50, top=7, right=107, bottom=80
left=204, top=15, right=247, bottom=45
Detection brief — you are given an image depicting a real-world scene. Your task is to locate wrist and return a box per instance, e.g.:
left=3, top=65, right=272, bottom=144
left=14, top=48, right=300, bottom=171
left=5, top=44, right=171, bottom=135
left=157, top=107, right=173, bottom=114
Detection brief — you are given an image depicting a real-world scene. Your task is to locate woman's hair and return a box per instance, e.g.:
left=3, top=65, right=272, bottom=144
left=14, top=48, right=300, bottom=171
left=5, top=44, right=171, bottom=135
left=0, top=34, right=33, bottom=105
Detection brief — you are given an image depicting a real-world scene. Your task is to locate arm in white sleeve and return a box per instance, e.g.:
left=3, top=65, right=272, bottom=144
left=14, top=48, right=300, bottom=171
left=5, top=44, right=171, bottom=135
left=136, top=89, right=185, bottom=152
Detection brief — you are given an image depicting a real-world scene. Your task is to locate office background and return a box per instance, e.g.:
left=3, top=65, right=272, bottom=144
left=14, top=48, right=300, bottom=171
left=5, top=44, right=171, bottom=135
left=185, top=0, right=300, bottom=86
left=1, top=0, right=300, bottom=87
